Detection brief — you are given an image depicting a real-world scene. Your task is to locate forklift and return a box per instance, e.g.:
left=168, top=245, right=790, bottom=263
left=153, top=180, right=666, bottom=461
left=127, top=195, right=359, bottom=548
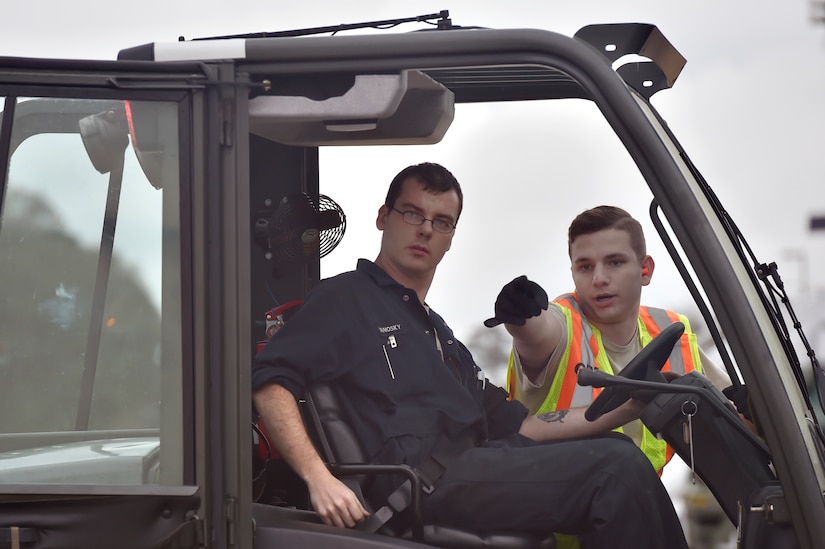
left=0, top=11, right=823, bottom=548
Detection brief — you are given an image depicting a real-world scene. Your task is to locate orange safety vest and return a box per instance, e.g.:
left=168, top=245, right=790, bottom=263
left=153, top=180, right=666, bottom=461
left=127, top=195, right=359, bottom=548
left=506, top=292, right=703, bottom=473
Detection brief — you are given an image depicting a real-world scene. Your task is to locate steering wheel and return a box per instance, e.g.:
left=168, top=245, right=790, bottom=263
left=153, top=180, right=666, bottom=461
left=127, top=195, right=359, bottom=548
left=583, top=321, right=685, bottom=421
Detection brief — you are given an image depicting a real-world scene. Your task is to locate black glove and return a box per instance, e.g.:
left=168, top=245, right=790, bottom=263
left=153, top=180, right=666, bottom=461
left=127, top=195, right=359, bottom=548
left=723, top=383, right=754, bottom=422
left=484, top=275, right=549, bottom=327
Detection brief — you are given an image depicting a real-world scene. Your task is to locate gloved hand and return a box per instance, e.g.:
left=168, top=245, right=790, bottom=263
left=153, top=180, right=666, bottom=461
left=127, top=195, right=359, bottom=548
left=484, top=275, right=549, bottom=328
left=723, top=383, right=754, bottom=422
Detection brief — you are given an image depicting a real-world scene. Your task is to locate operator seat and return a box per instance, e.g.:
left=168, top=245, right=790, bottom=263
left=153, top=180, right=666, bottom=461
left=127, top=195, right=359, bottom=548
left=303, top=383, right=557, bottom=549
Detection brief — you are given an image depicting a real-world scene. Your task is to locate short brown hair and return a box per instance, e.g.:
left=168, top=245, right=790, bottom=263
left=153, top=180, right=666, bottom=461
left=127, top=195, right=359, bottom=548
left=384, top=162, right=463, bottom=221
left=568, top=206, right=646, bottom=260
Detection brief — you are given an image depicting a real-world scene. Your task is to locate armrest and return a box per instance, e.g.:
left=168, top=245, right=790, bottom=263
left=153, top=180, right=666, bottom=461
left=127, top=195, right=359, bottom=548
left=329, top=463, right=424, bottom=541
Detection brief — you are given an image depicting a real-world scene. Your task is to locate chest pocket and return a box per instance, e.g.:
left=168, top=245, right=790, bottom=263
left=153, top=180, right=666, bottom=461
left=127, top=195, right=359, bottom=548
left=374, top=325, right=412, bottom=381
left=372, top=324, right=448, bottom=384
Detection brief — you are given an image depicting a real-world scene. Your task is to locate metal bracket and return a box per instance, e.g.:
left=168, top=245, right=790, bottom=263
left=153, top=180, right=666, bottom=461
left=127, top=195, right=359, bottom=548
left=750, top=494, right=792, bottom=525
left=574, top=23, right=686, bottom=99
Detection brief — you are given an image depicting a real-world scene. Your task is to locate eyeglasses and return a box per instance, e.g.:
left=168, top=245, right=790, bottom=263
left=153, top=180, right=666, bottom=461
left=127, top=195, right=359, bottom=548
left=390, top=207, right=456, bottom=234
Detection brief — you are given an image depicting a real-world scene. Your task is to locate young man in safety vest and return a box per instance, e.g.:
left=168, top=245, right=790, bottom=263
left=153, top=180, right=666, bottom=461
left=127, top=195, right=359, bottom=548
left=485, top=205, right=732, bottom=474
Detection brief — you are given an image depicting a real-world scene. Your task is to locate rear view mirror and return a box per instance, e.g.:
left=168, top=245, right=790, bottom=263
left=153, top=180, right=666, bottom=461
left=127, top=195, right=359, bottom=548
left=124, top=100, right=168, bottom=190
left=78, top=109, right=129, bottom=174
left=80, top=101, right=176, bottom=189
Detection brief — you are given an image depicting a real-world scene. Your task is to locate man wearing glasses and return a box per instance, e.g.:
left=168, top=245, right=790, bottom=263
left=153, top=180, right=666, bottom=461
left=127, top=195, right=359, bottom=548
left=252, top=162, right=688, bottom=547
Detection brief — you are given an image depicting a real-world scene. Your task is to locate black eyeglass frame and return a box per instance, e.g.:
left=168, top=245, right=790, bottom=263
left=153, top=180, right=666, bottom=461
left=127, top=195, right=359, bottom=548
left=390, top=207, right=457, bottom=234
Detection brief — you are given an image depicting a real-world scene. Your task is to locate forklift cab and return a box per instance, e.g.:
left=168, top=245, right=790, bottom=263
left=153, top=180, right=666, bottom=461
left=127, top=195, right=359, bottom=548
left=0, top=12, right=824, bottom=548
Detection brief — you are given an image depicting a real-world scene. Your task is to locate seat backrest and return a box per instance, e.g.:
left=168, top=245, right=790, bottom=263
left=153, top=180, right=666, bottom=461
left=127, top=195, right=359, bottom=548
left=303, top=383, right=374, bottom=500
left=304, top=384, right=366, bottom=464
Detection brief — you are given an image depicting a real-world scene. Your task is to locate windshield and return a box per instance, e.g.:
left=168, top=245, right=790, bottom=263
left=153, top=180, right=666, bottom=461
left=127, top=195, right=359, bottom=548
left=0, top=96, right=183, bottom=486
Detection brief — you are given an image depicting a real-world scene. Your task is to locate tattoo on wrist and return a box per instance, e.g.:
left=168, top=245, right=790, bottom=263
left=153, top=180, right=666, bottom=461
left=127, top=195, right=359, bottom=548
left=537, top=410, right=568, bottom=423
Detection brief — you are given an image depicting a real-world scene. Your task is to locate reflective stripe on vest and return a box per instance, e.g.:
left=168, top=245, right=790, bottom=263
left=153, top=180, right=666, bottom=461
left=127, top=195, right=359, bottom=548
left=505, top=292, right=702, bottom=472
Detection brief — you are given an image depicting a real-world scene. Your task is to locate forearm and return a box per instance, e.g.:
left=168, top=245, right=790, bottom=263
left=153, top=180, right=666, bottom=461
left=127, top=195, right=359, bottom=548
left=507, top=310, right=561, bottom=372
left=518, top=399, right=644, bottom=441
left=253, top=383, right=330, bottom=484
left=254, top=383, right=370, bottom=527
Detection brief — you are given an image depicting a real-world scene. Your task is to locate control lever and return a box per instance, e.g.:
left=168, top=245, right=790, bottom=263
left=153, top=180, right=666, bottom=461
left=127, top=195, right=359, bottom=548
left=578, top=367, right=691, bottom=421
left=577, top=368, right=759, bottom=448
left=577, top=367, right=717, bottom=397
left=578, top=367, right=725, bottom=395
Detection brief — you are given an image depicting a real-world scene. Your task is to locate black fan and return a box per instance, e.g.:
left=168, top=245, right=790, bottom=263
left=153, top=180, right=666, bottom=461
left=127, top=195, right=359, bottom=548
left=255, top=193, right=346, bottom=276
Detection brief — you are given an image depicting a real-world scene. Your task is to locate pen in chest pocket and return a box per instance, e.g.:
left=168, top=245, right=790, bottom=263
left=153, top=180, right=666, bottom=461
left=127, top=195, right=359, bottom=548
left=383, top=335, right=398, bottom=379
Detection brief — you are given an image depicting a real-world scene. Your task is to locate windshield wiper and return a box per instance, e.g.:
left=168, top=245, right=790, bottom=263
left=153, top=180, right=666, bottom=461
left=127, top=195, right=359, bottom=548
left=187, top=10, right=456, bottom=41
left=680, top=153, right=825, bottom=434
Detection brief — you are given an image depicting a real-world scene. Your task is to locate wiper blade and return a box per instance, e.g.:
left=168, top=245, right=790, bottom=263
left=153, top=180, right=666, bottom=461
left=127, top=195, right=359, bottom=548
left=187, top=10, right=455, bottom=41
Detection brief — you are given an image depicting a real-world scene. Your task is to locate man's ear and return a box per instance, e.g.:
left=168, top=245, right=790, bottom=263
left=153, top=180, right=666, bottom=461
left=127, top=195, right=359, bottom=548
left=641, top=256, right=655, bottom=285
left=376, top=205, right=389, bottom=230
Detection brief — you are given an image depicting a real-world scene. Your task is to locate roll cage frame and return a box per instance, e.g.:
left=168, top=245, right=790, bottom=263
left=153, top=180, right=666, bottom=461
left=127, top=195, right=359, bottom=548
left=0, top=17, right=823, bottom=548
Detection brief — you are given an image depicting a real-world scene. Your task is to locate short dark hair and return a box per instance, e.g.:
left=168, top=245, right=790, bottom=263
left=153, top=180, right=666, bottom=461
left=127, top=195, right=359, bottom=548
left=384, top=162, right=463, bottom=221
left=568, top=205, right=646, bottom=260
